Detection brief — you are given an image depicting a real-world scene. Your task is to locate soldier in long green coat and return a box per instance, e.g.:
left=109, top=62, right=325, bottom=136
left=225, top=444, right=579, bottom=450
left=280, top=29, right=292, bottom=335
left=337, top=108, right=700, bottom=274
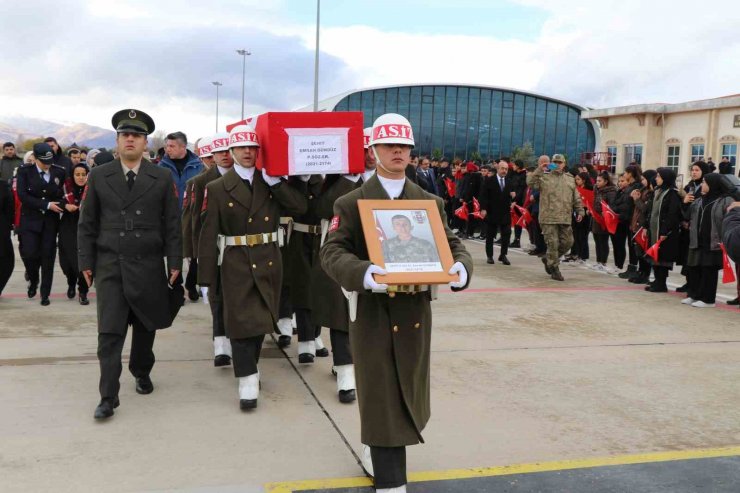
left=78, top=109, right=182, bottom=421
left=321, top=114, right=472, bottom=493
left=198, top=124, right=307, bottom=410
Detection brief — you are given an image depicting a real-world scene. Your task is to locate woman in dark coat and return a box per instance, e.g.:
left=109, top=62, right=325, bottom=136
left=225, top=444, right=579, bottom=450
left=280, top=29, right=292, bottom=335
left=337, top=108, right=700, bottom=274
left=59, top=163, right=89, bottom=304
left=682, top=172, right=734, bottom=307
left=676, top=161, right=709, bottom=291
left=615, top=165, right=643, bottom=279
left=567, top=172, right=592, bottom=262
left=645, top=167, right=683, bottom=293
left=591, top=171, right=617, bottom=272
left=629, top=170, right=657, bottom=284
left=0, top=178, right=14, bottom=295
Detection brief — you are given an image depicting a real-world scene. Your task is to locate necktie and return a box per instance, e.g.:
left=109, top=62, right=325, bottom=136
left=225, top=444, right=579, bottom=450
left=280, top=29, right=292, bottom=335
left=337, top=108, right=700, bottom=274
left=500, top=177, right=504, bottom=189
left=126, top=170, right=136, bottom=190
left=40, top=171, right=45, bottom=181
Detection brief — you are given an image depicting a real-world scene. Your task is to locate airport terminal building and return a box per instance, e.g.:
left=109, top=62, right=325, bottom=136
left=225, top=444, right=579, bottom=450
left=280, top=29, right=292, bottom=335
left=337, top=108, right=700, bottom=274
left=306, top=84, right=597, bottom=162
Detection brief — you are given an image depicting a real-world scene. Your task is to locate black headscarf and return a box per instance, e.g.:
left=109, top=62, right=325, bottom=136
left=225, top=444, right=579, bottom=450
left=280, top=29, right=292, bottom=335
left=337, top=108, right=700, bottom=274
left=702, top=172, right=724, bottom=202
left=68, top=162, right=89, bottom=203
left=643, top=169, right=658, bottom=189
left=656, top=167, right=676, bottom=190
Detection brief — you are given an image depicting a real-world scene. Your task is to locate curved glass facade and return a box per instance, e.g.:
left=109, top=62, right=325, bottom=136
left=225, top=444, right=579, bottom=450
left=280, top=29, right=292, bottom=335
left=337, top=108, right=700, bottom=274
left=333, top=85, right=596, bottom=161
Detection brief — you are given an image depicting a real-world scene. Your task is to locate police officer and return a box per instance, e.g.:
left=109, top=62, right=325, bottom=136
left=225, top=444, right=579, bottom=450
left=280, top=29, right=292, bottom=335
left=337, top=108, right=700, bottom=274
left=16, top=142, right=66, bottom=305
left=78, top=109, right=182, bottom=420
left=321, top=114, right=473, bottom=492
left=198, top=124, right=307, bottom=410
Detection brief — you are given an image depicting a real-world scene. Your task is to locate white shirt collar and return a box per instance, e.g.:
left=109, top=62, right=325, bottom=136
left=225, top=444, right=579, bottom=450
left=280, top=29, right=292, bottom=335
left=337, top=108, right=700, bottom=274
left=35, top=164, right=48, bottom=174
left=362, top=169, right=376, bottom=183
left=377, top=174, right=405, bottom=200
left=122, top=163, right=141, bottom=176
left=233, top=165, right=256, bottom=183
left=217, top=165, right=229, bottom=176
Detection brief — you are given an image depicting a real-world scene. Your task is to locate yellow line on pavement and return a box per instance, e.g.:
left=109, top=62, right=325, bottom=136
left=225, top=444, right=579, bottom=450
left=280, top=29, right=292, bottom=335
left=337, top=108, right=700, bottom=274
left=265, top=445, right=740, bottom=492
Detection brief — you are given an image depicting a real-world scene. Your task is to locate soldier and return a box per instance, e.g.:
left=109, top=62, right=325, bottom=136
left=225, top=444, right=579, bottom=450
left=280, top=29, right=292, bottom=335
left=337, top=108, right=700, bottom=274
left=382, top=215, right=438, bottom=263
left=321, top=113, right=472, bottom=492
left=192, top=133, right=234, bottom=366
left=78, top=109, right=182, bottom=420
left=16, top=142, right=66, bottom=305
left=526, top=154, right=584, bottom=281
left=198, top=124, right=307, bottom=410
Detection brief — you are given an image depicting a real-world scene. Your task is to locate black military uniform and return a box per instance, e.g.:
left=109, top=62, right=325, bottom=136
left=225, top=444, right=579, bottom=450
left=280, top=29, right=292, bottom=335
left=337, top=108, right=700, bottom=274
left=78, top=109, right=182, bottom=420
left=16, top=143, right=66, bottom=304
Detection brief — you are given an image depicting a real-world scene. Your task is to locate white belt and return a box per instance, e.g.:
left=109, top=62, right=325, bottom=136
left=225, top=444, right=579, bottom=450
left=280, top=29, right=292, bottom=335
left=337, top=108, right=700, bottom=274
left=320, top=219, right=330, bottom=247
left=217, top=230, right=284, bottom=265
left=293, top=222, right=322, bottom=235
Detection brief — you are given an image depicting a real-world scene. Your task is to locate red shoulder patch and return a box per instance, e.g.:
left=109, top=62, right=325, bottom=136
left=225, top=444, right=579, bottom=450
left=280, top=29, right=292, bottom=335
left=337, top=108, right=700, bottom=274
left=82, top=184, right=89, bottom=201
left=329, top=215, right=340, bottom=232
left=201, top=188, right=208, bottom=212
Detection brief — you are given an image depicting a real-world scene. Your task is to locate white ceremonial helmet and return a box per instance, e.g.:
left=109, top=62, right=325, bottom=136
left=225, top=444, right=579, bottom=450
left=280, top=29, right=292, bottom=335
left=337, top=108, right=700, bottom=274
left=369, top=113, right=415, bottom=147
left=228, top=124, right=260, bottom=148
left=210, top=132, right=231, bottom=153
left=197, top=135, right=214, bottom=158
left=363, top=127, right=372, bottom=149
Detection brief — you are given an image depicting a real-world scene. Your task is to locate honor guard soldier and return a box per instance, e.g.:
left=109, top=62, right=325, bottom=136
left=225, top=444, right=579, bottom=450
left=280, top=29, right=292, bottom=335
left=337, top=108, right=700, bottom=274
left=16, top=142, right=66, bottom=305
left=321, top=114, right=473, bottom=492
left=192, top=133, right=234, bottom=365
left=198, top=124, right=307, bottom=410
left=78, top=109, right=183, bottom=420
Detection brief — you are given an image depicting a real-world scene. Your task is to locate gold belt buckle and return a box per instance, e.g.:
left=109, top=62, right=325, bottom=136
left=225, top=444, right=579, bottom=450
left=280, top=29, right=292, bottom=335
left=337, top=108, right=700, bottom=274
left=246, top=235, right=260, bottom=247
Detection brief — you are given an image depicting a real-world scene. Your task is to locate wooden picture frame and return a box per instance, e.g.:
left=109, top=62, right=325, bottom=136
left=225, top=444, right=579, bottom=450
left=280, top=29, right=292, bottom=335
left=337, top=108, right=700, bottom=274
left=358, top=199, right=458, bottom=285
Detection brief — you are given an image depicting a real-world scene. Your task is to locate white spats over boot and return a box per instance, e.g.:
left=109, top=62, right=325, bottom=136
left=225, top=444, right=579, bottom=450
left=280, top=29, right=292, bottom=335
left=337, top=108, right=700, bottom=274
left=376, top=487, right=406, bottom=493
left=315, top=336, right=329, bottom=357
left=213, top=337, right=232, bottom=367
left=200, top=287, right=209, bottom=304
left=276, top=318, right=293, bottom=348
left=238, top=373, right=259, bottom=410
left=298, top=341, right=316, bottom=364
left=361, top=444, right=374, bottom=477
left=335, top=364, right=356, bottom=403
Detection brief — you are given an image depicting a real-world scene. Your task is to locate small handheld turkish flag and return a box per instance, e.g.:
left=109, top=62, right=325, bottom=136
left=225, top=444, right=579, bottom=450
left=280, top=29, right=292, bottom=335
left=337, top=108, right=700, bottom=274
left=645, top=234, right=668, bottom=262
left=719, top=243, right=737, bottom=284
left=514, top=204, right=532, bottom=227
left=444, top=177, right=456, bottom=198
left=511, top=207, right=521, bottom=227
left=455, top=202, right=469, bottom=221
left=601, top=200, right=619, bottom=234
left=633, top=227, right=649, bottom=251
left=472, top=198, right=484, bottom=220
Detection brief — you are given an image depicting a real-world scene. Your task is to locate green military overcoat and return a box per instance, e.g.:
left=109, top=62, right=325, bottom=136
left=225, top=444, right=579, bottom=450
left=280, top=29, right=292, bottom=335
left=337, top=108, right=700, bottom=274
left=78, top=159, right=183, bottom=335
left=320, top=175, right=473, bottom=447
left=198, top=168, right=307, bottom=339
left=191, top=166, right=222, bottom=258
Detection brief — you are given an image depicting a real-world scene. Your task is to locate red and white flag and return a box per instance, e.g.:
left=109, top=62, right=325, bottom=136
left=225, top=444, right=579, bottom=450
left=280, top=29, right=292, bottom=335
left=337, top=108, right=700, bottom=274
left=513, top=204, right=532, bottom=228
left=601, top=200, right=619, bottom=234
left=455, top=202, right=469, bottom=221
left=719, top=243, right=737, bottom=284
left=375, top=216, right=387, bottom=243
left=472, top=198, right=484, bottom=220
left=633, top=227, right=649, bottom=252
left=645, top=235, right=668, bottom=263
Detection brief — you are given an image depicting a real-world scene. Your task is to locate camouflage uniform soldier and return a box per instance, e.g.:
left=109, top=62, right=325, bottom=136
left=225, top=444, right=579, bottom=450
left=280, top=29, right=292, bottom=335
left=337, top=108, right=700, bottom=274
left=382, top=215, right=438, bottom=263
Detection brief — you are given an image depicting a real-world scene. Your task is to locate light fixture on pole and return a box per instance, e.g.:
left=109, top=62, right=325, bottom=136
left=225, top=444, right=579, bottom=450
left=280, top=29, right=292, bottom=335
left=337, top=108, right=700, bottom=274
left=313, top=0, right=320, bottom=111
left=211, top=81, right=223, bottom=131
left=236, top=49, right=251, bottom=120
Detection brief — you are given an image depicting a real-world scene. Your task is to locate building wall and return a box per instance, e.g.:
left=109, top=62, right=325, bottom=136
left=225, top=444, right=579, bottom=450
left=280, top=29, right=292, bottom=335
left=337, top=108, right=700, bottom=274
left=331, top=85, right=596, bottom=162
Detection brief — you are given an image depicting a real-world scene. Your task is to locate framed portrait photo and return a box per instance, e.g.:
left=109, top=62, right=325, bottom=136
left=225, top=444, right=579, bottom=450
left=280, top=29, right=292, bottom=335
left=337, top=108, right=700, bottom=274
left=358, top=199, right=458, bottom=285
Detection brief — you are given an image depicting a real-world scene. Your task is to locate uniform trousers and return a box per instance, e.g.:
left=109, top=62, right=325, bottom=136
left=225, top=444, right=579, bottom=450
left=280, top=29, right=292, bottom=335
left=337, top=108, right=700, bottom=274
left=0, top=254, right=13, bottom=295
left=686, top=265, right=720, bottom=304
left=97, top=314, right=156, bottom=401
left=541, top=224, right=573, bottom=268
left=278, top=283, right=292, bottom=320
left=19, top=225, right=57, bottom=298
left=296, top=308, right=321, bottom=343
left=485, top=222, right=510, bottom=259
left=185, top=258, right=198, bottom=293
left=371, top=446, right=407, bottom=489
left=329, top=329, right=352, bottom=366
left=232, top=335, right=266, bottom=378
left=594, top=233, right=610, bottom=264
left=208, top=270, right=226, bottom=339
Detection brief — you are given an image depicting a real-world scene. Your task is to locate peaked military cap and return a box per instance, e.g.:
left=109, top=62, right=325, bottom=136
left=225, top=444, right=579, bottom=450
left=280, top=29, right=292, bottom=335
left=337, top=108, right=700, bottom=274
left=111, top=108, right=155, bottom=135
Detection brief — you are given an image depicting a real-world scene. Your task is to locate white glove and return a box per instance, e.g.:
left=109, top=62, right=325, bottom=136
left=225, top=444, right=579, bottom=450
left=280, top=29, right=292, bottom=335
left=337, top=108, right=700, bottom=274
left=448, top=261, right=468, bottom=289
left=200, top=286, right=209, bottom=303
left=298, top=175, right=311, bottom=182
left=343, top=174, right=361, bottom=183
left=363, top=264, right=388, bottom=292
left=261, top=169, right=283, bottom=187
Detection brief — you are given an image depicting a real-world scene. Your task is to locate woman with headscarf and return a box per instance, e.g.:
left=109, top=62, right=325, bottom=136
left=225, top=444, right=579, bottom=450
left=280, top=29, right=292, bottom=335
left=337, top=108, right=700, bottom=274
left=676, top=161, right=709, bottom=292
left=590, top=171, right=617, bottom=273
left=59, top=162, right=90, bottom=304
left=629, top=169, right=657, bottom=284
left=682, top=173, right=734, bottom=307
left=86, top=149, right=101, bottom=168
left=644, top=167, right=682, bottom=292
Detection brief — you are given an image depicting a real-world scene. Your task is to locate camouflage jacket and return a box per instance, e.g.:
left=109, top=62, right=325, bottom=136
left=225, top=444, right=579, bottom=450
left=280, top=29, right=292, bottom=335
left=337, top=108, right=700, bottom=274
left=526, top=167, right=584, bottom=225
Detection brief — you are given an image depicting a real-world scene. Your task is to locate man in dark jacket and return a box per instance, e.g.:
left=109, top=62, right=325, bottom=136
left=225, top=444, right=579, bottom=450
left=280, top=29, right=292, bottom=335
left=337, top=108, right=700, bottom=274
left=159, top=131, right=203, bottom=208
left=1, top=142, right=23, bottom=182
left=44, top=137, right=73, bottom=176
left=416, top=157, right=438, bottom=195
left=16, top=143, right=66, bottom=305
left=78, top=109, right=182, bottom=420
left=480, top=161, right=513, bottom=265
left=507, top=159, right=527, bottom=248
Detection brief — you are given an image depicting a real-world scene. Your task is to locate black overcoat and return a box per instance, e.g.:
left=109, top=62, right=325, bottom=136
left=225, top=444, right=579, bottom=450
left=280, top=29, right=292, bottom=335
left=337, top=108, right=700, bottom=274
left=479, top=174, right=513, bottom=225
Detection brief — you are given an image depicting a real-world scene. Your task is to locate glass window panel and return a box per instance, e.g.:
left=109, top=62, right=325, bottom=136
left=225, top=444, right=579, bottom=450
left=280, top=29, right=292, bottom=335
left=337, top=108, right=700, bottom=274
left=361, top=91, right=374, bottom=127
left=455, top=87, right=469, bottom=159
left=385, top=87, right=398, bottom=114
left=607, top=146, right=617, bottom=174
left=478, top=90, right=492, bottom=160
left=397, top=86, right=410, bottom=118
left=408, top=86, right=422, bottom=134
left=334, top=98, right=348, bottom=111
left=420, top=89, right=434, bottom=156
left=432, top=86, right=446, bottom=159
left=511, top=94, right=525, bottom=152
left=444, top=86, right=457, bottom=157
left=722, top=143, right=737, bottom=174
left=373, top=90, right=386, bottom=122
left=500, top=93, right=513, bottom=157
left=566, top=109, right=579, bottom=165
left=467, top=88, right=481, bottom=157
left=523, top=96, right=536, bottom=151
left=348, top=92, right=361, bottom=111
left=544, top=101, right=558, bottom=156
left=534, top=98, right=547, bottom=154
left=667, top=145, right=680, bottom=171
left=555, top=104, right=568, bottom=155
left=490, top=91, right=503, bottom=159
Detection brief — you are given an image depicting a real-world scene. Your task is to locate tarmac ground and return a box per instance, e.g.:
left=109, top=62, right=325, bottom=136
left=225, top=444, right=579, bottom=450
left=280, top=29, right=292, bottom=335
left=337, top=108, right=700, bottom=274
left=1, top=236, right=738, bottom=492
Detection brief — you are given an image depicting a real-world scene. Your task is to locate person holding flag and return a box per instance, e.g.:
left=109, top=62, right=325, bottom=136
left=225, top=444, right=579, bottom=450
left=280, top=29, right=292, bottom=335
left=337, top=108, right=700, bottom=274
left=644, top=168, right=682, bottom=293
left=590, top=171, right=617, bottom=273
left=628, top=169, right=658, bottom=285
left=682, top=173, right=735, bottom=307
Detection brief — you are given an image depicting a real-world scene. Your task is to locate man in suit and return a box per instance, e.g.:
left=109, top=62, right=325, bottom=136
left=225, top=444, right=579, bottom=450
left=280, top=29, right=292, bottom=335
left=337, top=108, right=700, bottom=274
left=16, top=142, right=67, bottom=305
left=480, top=161, right=513, bottom=265
left=416, top=157, right=438, bottom=195
left=78, top=109, right=182, bottom=420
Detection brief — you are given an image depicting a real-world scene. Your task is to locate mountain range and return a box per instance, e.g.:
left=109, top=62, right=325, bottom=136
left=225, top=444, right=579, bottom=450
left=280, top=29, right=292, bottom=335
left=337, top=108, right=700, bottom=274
left=0, top=116, right=116, bottom=149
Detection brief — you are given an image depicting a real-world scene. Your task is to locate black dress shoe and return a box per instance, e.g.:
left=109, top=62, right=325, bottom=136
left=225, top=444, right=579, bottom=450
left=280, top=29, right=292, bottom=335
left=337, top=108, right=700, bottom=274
left=79, top=293, right=89, bottom=305
left=316, top=348, right=329, bottom=357
left=298, top=353, right=315, bottom=364
left=187, top=286, right=199, bottom=301
left=675, top=284, right=688, bottom=293
left=135, top=376, right=154, bottom=395
left=67, top=285, right=76, bottom=299
left=630, top=275, right=649, bottom=284
left=240, top=399, right=257, bottom=410
left=40, top=297, right=50, bottom=306
left=486, top=257, right=495, bottom=264
left=27, top=284, right=37, bottom=298
left=499, top=256, right=510, bottom=265
left=214, top=354, right=232, bottom=367
left=509, top=240, right=521, bottom=248
left=648, top=285, right=668, bottom=293
left=94, top=397, right=119, bottom=420
left=276, top=335, right=291, bottom=348
left=727, top=298, right=740, bottom=306
left=338, top=389, right=356, bottom=403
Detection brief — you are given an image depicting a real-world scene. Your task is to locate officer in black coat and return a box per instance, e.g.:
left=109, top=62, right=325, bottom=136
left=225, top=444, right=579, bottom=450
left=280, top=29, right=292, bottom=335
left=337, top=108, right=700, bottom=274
left=16, top=143, right=66, bottom=305
left=78, top=109, right=182, bottom=420
left=479, top=161, right=514, bottom=265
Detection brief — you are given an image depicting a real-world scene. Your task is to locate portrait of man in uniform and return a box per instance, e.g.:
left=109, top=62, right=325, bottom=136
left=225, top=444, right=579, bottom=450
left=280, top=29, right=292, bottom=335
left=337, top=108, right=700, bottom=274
left=376, top=210, right=441, bottom=271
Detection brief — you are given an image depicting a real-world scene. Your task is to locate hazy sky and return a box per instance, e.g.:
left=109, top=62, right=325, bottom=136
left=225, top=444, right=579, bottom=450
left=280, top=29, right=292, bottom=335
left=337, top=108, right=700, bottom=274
left=2, top=0, right=738, bottom=140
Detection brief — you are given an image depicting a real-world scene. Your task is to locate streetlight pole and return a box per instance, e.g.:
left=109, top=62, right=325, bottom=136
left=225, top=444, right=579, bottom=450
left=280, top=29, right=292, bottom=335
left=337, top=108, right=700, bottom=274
left=236, top=49, right=251, bottom=120
left=313, top=0, right=320, bottom=111
left=212, top=81, right=223, bottom=131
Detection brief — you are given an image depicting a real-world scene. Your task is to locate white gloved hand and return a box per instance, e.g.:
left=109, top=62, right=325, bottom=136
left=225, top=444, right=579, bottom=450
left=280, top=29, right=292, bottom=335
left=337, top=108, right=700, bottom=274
left=261, top=169, right=283, bottom=187
left=448, top=261, right=468, bottom=289
left=298, top=175, right=311, bottom=182
left=363, top=264, right=388, bottom=292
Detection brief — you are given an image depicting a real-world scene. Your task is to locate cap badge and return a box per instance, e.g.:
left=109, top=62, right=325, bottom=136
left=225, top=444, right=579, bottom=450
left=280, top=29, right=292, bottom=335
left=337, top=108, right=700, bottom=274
left=128, top=110, right=137, bottom=119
